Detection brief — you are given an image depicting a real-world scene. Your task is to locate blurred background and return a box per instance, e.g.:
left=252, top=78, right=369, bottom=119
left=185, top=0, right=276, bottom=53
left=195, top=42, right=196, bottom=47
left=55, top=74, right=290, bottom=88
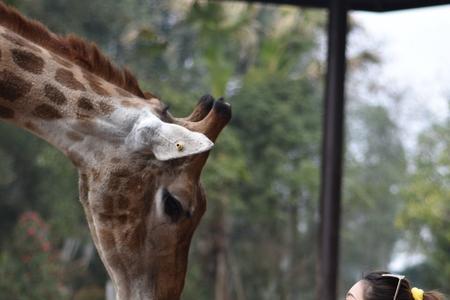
left=0, top=0, right=448, bottom=299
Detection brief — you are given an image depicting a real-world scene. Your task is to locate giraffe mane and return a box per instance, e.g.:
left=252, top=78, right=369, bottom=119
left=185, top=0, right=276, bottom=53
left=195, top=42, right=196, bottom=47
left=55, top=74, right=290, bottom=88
left=0, top=1, right=147, bottom=98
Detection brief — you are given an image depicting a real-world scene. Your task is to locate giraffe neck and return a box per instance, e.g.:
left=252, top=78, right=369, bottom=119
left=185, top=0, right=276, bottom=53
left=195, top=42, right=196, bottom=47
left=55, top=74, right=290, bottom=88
left=0, top=26, right=154, bottom=166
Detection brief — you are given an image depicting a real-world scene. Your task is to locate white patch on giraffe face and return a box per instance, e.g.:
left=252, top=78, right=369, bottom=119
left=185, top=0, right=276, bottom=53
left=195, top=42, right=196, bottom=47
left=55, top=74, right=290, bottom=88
left=125, top=111, right=214, bottom=161
left=155, top=187, right=165, bottom=220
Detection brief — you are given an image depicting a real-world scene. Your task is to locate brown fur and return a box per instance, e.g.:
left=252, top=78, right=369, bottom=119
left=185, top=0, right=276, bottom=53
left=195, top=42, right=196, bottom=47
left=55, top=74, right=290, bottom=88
left=44, top=84, right=67, bottom=105
left=78, top=97, right=95, bottom=111
left=55, top=68, right=86, bottom=91
left=32, top=103, right=62, bottom=120
left=11, top=48, right=45, bottom=74
left=0, top=1, right=146, bottom=98
left=0, top=69, right=32, bottom=102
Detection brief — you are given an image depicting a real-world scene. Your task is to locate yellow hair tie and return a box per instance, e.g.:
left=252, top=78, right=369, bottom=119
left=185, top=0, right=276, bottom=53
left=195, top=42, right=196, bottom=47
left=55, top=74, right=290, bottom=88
left=411, top=287, right=424, bottom=300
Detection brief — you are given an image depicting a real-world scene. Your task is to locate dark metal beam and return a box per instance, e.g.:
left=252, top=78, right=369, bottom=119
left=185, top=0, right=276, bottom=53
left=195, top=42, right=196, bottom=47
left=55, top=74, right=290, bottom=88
left=215, top=0, right=450, bottom=12
left=350, top=0, right=450, bottom=11
left=318, top=0, right=348, bottom=300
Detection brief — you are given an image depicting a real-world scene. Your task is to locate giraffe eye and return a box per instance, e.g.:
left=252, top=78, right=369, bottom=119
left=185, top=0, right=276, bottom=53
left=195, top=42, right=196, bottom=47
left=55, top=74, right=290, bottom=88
left=162, top=188, right=183, bottom=222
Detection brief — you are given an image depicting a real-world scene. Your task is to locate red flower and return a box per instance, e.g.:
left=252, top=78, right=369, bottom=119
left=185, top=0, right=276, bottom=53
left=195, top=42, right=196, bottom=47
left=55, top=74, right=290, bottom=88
left=27, top=227, right=36, bottom=236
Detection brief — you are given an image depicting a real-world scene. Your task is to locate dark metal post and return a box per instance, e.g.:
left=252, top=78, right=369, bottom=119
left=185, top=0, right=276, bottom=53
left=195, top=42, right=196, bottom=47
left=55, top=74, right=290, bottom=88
left=318, top=1, right=348, bottom=300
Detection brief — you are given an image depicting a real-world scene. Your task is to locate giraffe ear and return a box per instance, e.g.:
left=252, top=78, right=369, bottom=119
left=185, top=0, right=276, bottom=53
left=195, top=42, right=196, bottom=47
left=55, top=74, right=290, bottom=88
left=126, top=114, right=214, bottom=161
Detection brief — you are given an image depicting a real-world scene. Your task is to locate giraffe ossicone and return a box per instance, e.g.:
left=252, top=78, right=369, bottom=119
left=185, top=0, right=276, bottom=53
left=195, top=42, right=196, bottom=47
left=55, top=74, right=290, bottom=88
left=0, top=2, right=231, bottom=299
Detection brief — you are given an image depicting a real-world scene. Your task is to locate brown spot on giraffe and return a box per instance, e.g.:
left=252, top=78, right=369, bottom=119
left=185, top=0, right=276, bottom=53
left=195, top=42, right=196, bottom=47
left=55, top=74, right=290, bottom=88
left=55, top=68, right=86, bottom=91
left=0, top=105, right=14, bottom=119
left=44, top=84, right=67, bottom=105
left=98, top=228, right=116, bottom=249
left=107, top=176, right=121, bottom=191
left=117, top=194, right=130, bottom=210
left=32, top=104, right=62, bottom=120
left=101, top=194, right=115, bottom=215
left=0, top=70, right=32, bottom=102
left=106, top=168, right=132, bottom=191
left=83, top=71, right=111, bottom=97
left=125, top=175, right=143, bottom=191
left=11, top=48, right=45, bottom=74
left=78, top=97, right=94, bottom=111
left=66, top=131, right=84, bottom=142
left=1, top=32, right=42, bottom=53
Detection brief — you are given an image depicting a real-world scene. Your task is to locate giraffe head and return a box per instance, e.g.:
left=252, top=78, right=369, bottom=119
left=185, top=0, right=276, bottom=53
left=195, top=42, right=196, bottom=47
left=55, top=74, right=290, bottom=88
left=0, top=3, right=231, bottom=298
left=78, top=94, right=231, bottom=299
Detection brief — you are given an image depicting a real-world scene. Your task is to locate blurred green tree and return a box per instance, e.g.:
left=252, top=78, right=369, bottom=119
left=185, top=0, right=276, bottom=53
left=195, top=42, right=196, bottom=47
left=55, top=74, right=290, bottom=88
left=398, top=107, right=450, bottom=294
left=340, top=104, right=407, bottom=292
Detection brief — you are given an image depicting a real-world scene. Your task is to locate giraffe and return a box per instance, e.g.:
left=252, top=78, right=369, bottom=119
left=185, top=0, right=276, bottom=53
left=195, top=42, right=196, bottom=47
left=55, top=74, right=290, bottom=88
left=0, top=2, right=231, bottom=299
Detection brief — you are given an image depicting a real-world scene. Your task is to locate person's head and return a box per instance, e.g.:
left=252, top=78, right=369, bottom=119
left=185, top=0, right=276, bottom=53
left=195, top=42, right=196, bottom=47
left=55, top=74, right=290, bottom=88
left=346, top=271, right=445, bottom=300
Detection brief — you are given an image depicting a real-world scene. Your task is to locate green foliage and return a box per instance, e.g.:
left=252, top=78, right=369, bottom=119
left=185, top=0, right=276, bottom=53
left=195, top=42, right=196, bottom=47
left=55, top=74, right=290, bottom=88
left=398, top=111, right=450, bottom=293
left=340, top=104, right=407, bottom=293
left=0, top=124, right=57, bottom=245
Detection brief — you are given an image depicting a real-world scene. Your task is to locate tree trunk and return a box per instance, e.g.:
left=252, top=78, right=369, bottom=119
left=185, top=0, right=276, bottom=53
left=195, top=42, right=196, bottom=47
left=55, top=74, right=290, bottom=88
left=214, top=198, right=230, bottom=300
